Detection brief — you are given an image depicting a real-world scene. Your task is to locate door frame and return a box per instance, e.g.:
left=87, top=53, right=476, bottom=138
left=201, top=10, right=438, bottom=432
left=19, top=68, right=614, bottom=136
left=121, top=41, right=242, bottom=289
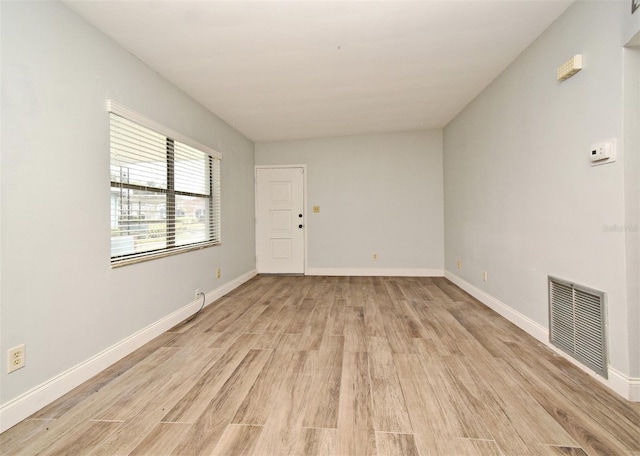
left=255, top=164, right=308, bottom=274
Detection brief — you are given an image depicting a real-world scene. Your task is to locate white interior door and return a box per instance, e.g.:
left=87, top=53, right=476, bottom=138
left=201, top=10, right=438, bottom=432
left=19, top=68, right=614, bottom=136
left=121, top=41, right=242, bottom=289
left=256, top=167, right=305, bottom=274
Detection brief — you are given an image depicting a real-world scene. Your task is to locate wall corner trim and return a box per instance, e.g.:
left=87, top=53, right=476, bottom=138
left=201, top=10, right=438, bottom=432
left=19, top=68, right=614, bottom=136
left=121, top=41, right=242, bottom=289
left=444, top=270, right=639, bottom=402
left=0, top=269, right=257, bottom=433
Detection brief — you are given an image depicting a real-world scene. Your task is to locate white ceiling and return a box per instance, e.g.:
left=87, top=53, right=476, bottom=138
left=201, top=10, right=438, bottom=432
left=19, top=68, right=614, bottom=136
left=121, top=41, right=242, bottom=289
left=65, top=0, right=573, bottom=142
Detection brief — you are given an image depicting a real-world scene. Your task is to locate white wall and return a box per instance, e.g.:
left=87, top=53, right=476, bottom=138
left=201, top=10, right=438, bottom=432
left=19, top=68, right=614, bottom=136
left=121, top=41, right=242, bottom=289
left=623, top=45, right=640, bottom=379
left=623, top=0, right=640, bottom=44
left=256, top=131, right=444, bottom=274
left=444, top=0, right=636, bottom=382
left=0, top=0, right=255, bottom=411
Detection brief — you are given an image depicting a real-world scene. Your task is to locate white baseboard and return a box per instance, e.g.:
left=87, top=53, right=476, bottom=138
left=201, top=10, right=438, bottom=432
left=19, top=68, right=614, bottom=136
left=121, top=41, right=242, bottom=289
left=444, top=270, right=548, bottom=342
left=609, top=368, right=640, bottom=402
left=444, top=270, right=639, bottom=402
left=306, top=268, right=444, bottom=277
left=0, top=269, right=257, bottom=433
left=627, top=375, right=640, bottom=401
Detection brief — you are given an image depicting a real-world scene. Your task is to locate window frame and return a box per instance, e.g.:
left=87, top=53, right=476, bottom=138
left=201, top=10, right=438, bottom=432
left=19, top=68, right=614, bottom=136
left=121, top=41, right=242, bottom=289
left=108, top=100, right=222, bottom=268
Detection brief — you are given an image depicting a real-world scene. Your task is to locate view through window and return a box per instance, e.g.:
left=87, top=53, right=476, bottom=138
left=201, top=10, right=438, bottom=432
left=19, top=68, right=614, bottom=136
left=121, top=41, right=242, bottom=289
left=109, top=110, right=220, bottom=266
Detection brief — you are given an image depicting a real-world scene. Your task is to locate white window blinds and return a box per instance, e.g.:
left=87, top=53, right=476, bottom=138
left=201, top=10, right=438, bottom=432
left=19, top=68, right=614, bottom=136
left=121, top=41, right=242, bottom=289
left=108, top=101, right=221, bottom=267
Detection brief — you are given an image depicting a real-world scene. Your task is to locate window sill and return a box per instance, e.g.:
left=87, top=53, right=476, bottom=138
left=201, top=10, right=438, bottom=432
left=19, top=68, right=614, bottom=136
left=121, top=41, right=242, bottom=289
left=110, top=241, right=221, bottom=268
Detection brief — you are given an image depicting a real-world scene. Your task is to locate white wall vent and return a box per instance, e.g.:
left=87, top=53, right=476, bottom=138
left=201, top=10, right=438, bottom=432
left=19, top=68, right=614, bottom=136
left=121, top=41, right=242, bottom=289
left=548, top=276, right=608, bottom=378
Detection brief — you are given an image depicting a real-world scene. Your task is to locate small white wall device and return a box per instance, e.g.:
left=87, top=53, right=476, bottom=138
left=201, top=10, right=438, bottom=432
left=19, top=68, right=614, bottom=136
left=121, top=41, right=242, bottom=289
left=557, top=54, right=583, bottom=81
left=590, top=138, right=616, bottom=166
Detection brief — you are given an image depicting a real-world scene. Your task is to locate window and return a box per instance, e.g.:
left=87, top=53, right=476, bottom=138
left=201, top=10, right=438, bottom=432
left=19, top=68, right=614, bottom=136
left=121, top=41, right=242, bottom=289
left=108, top=101, right=221, bottom=267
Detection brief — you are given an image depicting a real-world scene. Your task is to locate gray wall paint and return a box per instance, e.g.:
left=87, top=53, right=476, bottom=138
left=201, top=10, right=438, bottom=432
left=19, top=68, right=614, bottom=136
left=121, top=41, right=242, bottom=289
left=444, top=0, right=635, bottom=376
left=0, top=1, right=255, bottom=403
left=256, top=131, right=444, bottom=272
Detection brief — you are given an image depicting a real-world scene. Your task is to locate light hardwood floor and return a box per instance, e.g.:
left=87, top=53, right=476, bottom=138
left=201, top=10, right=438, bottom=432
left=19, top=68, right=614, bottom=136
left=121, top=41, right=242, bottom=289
left=1, top=276, right=639, bottom=455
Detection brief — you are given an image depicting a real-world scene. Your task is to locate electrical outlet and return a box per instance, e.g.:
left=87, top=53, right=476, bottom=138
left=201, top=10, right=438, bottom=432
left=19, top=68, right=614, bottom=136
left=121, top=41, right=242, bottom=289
left=195, top=288, right=201, bottom=299
left=8, top=344, right=25, bottom=373
left=372, top=253, right=378, bottom=261
left=216, top=268, right=221, bottom=279
left=457, top=260, right=462, bottom=270
left=483, top=271, right=488, bottom=282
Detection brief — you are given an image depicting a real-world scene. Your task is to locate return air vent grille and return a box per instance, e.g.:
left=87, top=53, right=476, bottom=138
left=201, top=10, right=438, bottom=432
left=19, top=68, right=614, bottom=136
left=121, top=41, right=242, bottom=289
left=549, top=277, right=607, bottom=378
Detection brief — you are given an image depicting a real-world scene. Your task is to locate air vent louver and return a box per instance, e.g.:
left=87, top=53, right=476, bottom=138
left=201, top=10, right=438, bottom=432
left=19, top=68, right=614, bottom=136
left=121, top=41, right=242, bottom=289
left=549, top=277, right=607, bottom=378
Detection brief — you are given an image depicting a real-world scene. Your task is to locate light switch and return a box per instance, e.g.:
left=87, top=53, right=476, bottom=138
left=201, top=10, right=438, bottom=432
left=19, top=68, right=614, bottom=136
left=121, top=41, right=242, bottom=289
left=313, top=206, right=320, bottom=213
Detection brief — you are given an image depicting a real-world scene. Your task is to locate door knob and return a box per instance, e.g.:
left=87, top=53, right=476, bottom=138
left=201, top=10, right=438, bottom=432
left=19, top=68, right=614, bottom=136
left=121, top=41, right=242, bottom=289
left=298, top=224, right=303, bottom=228
left=298, top=214, right=303, bottom=218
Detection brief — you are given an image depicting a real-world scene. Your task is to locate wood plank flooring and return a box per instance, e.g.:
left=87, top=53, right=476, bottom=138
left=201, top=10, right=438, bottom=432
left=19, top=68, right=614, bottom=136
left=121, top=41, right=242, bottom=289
left=2, top=276, right=639, bottom=455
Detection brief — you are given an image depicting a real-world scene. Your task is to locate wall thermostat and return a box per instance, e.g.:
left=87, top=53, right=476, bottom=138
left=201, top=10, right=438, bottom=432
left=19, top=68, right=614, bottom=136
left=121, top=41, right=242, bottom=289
left=590, top=139, right=616, bottom=166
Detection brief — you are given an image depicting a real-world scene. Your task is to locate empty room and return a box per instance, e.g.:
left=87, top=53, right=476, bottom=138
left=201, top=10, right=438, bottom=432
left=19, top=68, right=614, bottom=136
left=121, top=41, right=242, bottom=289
left=1, top=0, right=639, bottom=455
